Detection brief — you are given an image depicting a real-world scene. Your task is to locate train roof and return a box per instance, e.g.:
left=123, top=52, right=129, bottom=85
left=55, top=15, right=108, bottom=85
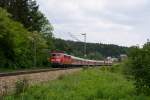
left=51, top=51, right=64, bottom=53
left=71, top=55, right=104, bottom=63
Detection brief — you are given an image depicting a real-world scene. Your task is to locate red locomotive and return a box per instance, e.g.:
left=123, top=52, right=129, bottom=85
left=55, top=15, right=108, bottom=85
left=49, top=51, right=112, bottom=67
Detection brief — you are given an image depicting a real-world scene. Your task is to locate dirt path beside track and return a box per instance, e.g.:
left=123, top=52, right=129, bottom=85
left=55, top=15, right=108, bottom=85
left=0, top=68, right=81, bottom=96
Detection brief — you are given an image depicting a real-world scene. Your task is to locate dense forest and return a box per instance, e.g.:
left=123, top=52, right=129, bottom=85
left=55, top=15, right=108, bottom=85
left=0, top=0, right=53, bottom=69
left=0, top=0, right=128, bottom=69
left=53, top=38, right=128, bottom=60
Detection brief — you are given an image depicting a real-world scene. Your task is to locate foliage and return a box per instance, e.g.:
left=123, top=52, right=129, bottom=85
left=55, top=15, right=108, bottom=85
left=107, top=64, right=122, bottom=73
left=0, top=8, right=50, bottom=68
left=15, top=78, right=29, bottom=96
left=0, top=8, right=30, bottom=68
left=0, top=0, right=54, bottom=68
left=54, top=38, right=128, bottom=59
left=4, top=68, right=149, bottom=100
left=0, top=0, right=53, bottom=34
left=123, top=42, right=150, bottom=95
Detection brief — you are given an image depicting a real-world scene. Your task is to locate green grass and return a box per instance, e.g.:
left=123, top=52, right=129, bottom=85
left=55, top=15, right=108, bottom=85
left=4, top=67, right=150, bottom=100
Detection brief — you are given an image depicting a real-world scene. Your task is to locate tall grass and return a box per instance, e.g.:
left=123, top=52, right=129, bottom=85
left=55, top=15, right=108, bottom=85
left=4, top=67, right=150, bottom=100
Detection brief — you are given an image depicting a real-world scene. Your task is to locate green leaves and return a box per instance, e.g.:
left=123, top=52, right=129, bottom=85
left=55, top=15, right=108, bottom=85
left=0, top=8, right=52, bottom=68
left=0, top=0, right=54, bottom=68
left=4, top=68, right=149, bottom=100
left=53, top=38, right=128, bottom=59
left=126, top=43, right=150, bottom=95
left=0, top=0, right=53, bottom=34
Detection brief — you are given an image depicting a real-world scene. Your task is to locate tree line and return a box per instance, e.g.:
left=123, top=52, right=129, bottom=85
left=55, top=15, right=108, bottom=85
left=53, top=38, right=128, bottom=60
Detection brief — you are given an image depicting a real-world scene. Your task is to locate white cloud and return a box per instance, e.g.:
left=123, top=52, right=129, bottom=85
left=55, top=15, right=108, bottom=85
left=37, top=0, right=150, bottom=46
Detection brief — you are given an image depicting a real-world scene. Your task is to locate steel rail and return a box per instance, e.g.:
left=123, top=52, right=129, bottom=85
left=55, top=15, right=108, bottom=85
left=0, top=67, right=79, bottom=77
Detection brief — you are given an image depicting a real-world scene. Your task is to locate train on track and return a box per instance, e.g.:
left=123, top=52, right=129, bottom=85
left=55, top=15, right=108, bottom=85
left=49, top=51, right=112, bottom=67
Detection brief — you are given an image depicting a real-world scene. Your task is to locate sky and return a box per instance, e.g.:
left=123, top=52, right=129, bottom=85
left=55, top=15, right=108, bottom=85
left=37, top=0, right=150, bottom=47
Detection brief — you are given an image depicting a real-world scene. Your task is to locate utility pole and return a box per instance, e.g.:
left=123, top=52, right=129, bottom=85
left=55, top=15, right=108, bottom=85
left=146, top=38, right=150, bottom=46
left=147, top=39, right=150, bottom=42
left=82, top=33, right=86, bottom=58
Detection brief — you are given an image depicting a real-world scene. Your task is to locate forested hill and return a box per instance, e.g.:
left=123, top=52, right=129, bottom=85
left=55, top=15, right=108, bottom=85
left=53, top=38, right=129, bottom=60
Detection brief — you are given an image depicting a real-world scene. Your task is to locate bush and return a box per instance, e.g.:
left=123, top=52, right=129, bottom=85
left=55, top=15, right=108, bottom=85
left=15, top=78, right=29, bottom=96
left=124, top=43, right=150, bottom=95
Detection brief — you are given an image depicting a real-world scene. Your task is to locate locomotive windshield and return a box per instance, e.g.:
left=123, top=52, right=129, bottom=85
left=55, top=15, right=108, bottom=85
left=52, top=53, right=61, bottom=57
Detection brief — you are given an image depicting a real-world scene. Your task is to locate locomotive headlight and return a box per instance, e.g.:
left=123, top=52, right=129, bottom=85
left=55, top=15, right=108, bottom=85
left=51, top=59, right=55, bottom=61
left=56, top=59, right=60, bottom=62
left=51, top=59, right=61, bottom=62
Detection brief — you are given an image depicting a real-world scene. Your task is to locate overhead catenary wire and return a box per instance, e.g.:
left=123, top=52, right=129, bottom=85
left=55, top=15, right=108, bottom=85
left=67, top=32, right=82, bottom=42
left=53, top=31, right=83, bottom=42
left=53, top=31, right=74, bottom=51
left=53, top=31, right=85, bottom=56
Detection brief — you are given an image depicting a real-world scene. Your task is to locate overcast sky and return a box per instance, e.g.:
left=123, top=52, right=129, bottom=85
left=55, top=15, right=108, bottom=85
left=37, top=0, right=150, bottom=47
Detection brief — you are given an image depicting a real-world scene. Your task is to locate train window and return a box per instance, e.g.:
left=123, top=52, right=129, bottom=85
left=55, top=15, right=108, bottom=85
left=52, top=54, right=61, bottom=57
left=52, top=54, right=56, bottom=56
left=64, top=55, right=67, bottom=57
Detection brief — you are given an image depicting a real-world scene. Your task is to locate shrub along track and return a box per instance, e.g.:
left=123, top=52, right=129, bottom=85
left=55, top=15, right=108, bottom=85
left=0, top=67, right=82, bottom=96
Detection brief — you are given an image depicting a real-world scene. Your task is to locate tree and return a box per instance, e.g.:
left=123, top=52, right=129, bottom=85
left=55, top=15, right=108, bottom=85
left=0, top=8, right=49, bottom=68
left=53, top=38, right=128, bottom=59
left=0, top=0, right=53, bottom=34
left=0, top=8, right=30, bottom=68
left=0, top=0, right=54, bottom=66
left=124, top=43, right=150, bottom=95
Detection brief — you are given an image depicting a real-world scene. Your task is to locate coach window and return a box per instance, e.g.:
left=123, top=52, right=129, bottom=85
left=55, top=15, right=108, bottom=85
left=64, top=55, right=67, bottom=58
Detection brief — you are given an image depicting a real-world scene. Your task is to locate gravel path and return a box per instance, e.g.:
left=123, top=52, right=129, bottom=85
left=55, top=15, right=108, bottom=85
left=0, top=68, right=81, bottom=96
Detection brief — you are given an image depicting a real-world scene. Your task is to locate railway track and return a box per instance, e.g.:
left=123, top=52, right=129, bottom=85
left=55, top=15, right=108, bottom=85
left=0, top=67, right=82, bottom=96
left=0, top=67, right=78, bottom=77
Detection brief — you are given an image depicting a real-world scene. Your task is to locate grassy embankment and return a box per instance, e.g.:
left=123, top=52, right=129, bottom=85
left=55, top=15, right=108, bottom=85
left=4, top=65, right=150, bottom=100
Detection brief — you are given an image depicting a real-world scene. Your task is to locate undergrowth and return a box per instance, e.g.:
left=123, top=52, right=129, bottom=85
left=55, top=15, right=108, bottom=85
left=4, top=67, right=150, bottom=100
